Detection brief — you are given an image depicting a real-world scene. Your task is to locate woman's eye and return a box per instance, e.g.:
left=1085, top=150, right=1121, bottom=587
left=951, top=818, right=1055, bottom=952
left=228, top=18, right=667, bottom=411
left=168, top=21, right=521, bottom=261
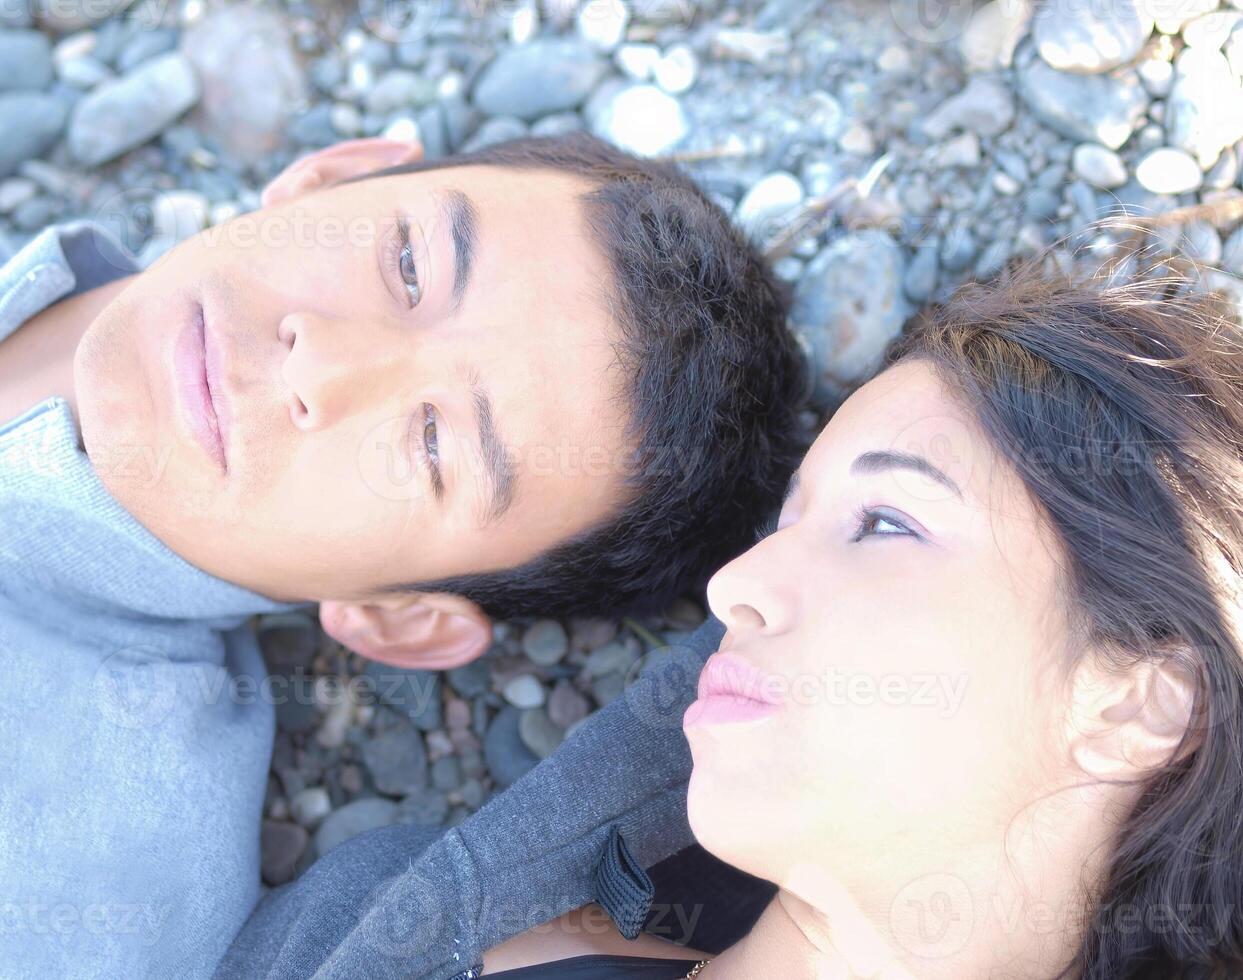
left=396, top=216, right=422, bottom=307
left=422, top=404, right=438, bottom=464
left=852, top=508, right=915, bottom=542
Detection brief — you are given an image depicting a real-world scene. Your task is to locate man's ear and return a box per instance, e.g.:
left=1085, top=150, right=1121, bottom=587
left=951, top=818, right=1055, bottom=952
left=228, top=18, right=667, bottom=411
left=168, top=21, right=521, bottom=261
left=1066, top=649, right=1203, bottom=780
left=260, top=137, right=424, bottom=210
left=319, top=591, right=492, bottom=670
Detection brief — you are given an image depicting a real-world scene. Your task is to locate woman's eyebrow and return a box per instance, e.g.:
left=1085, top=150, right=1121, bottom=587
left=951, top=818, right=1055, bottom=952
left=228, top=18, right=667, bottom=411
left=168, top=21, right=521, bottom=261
left=850, top=450, right=963, bottom=498
left=442, top=188, right=478, bottom=314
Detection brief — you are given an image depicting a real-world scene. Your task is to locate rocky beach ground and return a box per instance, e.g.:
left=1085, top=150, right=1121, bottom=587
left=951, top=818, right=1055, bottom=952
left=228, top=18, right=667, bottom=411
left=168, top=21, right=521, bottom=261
left=4, top=0, right=1243, bottom=886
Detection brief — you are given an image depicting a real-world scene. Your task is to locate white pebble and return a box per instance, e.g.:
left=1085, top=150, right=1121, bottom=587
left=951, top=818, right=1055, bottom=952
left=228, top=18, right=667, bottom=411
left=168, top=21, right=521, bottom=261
left=291, top=786, right=332, bottom=830
left=576, top=0, right=629, bottom=52
left=616, top=43, right=661, bottom=80
left=1072, top=143, right=1128, bottom=189
left=153, top=191, right=209, bottom=242
left=734, top=171, right=804, bottom=240
left=1134, top=147, right=1203, bottom=195
left=503, top=674, right=546, bottom=709
left=653, top=43, right=697, bottom=94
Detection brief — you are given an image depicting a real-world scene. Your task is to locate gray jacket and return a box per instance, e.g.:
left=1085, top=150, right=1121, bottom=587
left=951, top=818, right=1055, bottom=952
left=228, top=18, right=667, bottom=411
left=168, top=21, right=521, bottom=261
left=216, top=617, right=777, bottom=979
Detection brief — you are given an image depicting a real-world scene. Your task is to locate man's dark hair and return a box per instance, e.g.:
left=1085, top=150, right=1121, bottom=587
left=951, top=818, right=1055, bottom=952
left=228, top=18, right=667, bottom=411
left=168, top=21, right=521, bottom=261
left=337, top=132, right=807, bottom=619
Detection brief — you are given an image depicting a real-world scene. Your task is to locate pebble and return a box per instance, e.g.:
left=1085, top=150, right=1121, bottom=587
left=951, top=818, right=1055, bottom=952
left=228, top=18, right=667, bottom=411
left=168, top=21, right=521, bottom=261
left=925, top=75, right=1015, bottom=140
left=261, top=820, right=309, bottom=886
left=518, top=706, right=564, bottom=759
left=115, top=27, right=178, bottom=74
left=313, top=797, right=398, bottom=857
left=1135, top=147, right=1203, bottom=195
left=588, top=82, right=688, bottom=156
left=67, top=52, right=199, bottom=167
left=0, top=176, right=37, bottom=213
left=152, top=190, right=208, bottom=242
left=1015, top=49, right=1148, bottom=149
left=570, top=618, right=617, bottom=651
left=1221, top=226, right=1243, bottom=276
left=790, top=230, right=910, bottom=404
left=584, top=641, right=639, bottom=678
left=0, top=28, right=53, bottom=90
left=364, top=69, right=432, bottom=116
left=364, top=662, right=442, bottom=731
left=484, top=705, right=540, bottom=788
left=32, top=0, right=132, bottom=32
left=290, top=786, right=332, bottom=830
left=576, top=0, right=628, bottom=52
left=472, top=39, right=606, bottom=120
left=1137, top=57, right=1174, bottom=98
left=616, top=42, right=660, bottom=80
left=258, top=614, right=319, bottom=670
left=396, top=790, right=450, bottom=826
left=1204, top=146, right=1240, bottom=189
left=734, top=170, right=804, bottom=241
left=1182, top=220, right=1223, bottom=266
left=447, top=658, right=491, bottom=700
left=591, top=671, right=627, bottom=706
left=460, top=114, right=527, bottom=152
left=522, top=619, right=569, bottom=666
left=1153, top=0, right=1217, bottom=35
left=546, top=679, right=591, bottom=729
left=959, top=0, right=1032, bottom=72
left=0, top=91, right=68, bottom=178
left=362, top=724, right=429, bottom=796
left=903, top=239, right=940, bottom=304
left=935, top=132, right=982, bottom=169
left=1183, top=12, right=1243, bottom=49
left=429, top=755, right=461, bottom=792
left=502, top=674, right=546, bottom=709
left=1166, top=47, right=1243, bottom=170
left=1032, top=0, right=1153, bottom=74
left=1071, top=143, right=1128, bottom=189
left=652, top=43, right=696, bottom=94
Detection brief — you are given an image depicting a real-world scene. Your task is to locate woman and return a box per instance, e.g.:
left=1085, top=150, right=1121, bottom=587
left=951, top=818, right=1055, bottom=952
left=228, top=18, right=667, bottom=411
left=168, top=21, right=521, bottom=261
left=480, top=263, right=1243, bottom=978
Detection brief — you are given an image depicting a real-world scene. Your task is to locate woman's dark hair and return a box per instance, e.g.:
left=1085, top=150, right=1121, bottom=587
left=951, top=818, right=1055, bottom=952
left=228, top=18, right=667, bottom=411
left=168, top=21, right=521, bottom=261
left=338, top=132, right=807, bottom=619
left=887, top=260, right=1243, bottom=979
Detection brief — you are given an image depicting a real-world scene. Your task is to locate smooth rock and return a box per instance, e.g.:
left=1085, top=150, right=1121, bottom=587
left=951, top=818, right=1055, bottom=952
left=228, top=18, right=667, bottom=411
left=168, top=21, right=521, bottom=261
left=1221, top=226, right=1243, bottom=275
left=903, top=239, right=940, bottom=304
left=1033, top=0, right=1152, bottom=74
left=484, top=705, right=540, bottom=788
left=152, top=190, right=208, bottom=242
left=791, top=230, right=910, bottom=404
left=396, top=789, right=450, bottom=826
left=1182, top=11, right=1243, bottom=48
left=734, top=170, right=803, bottom=240
left=1204, top=147, right=1239, bottom=189
left=576, top=0, right=628, bottom=51
left=472, top=39, right=606, bottom=120
left=616, top=42, right=660, bottom=80
left=1137, top=56, right=1174, bottom=97
left=313, top=797, right=398, bottom=857
left=583, top=640, right=639, bottom=678
left=959, top=0, right=1032, bottom=71
left=923, top=75, right=1015, bottom=138
left=1016, top=49, right=1148, bottom=149
left=429, top=755, right=461, bottom=792
left=1182, top=220, right=1223, bottom=265
left=1072, top=143, right=1128, bottom=188
left=0, top=28, right=52, bottom=90
left=459, top=114, right=527, bottom=152
left=115, top=27, right=176, bottom=74
left=522, top=619, right=569, bottom=666
left=290, top=786, right=332, bottom=830
left=1135, top=147, right=1203, bottom=194
left=588, top=82, right=688, bottom=156
left=0, top=91, right=67, bottom=177
left=182, top=8, right=306, bottom=165
left=362, top=725, right=429, bottom=797
left=518, top=706, right=564, bottom=759
left=502, top=674, right=546, bottom=709
left=1166, top=47, right=1243, bottom=170
left=260, top=820, right=309, bottom=886
left=447, top=657, right=491, bottom=699
left=0, top=176, right=36, bottom=212
left=547, top=679, right=591, bottom=729
left=67, top=52, right=198, bottom=167
left=364, top=661, right=442, bottom=730
left=33, top=0, right=135, bottom=32
left=935, top=131, right=982, bottom=169
left=653, top=42, right=696, bottom=93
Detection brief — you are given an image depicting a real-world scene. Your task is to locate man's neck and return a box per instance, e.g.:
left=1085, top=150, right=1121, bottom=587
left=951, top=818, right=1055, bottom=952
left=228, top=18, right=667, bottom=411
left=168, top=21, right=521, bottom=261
left=0, top=273, right=135, bottom=428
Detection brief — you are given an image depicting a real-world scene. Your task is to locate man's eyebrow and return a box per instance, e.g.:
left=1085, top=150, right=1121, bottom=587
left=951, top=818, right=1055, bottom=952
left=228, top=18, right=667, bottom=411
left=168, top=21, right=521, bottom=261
left=444, top=189, right=477, bottom=314
left=471, top=380, right=516, bottom=525
left=850, top=450, right=963, bottom=498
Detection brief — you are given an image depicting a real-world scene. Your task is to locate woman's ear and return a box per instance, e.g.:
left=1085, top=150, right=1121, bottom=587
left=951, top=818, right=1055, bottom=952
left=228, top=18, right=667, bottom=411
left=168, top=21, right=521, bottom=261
left=259, top=137, right=424, bottom=209
left=319, top=591, right=492, bottom=670
left=1066, top=650, right=1203, bottom=780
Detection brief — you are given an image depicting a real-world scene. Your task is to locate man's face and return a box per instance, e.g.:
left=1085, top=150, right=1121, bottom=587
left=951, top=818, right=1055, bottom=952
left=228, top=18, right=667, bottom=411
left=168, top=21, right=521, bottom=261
left=75, top=164, right=632, bottom=602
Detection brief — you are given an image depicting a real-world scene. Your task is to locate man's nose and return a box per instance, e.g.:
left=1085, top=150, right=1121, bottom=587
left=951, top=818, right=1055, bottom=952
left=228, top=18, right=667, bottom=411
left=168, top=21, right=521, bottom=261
left=277, top=311, right=408, bottom=431
left=705, top=533, right=799, bottom=639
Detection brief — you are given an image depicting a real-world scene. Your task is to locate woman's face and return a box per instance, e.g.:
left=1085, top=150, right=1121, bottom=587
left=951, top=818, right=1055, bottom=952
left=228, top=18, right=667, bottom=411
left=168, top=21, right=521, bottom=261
left=684, top=359, right=1077, bottom=922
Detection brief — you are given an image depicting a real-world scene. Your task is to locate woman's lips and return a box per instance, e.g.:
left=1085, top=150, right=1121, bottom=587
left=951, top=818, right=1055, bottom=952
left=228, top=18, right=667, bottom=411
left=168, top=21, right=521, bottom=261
left=683, top=651, right=784, bottom=728
left=173, top=303, right=227, bottom=473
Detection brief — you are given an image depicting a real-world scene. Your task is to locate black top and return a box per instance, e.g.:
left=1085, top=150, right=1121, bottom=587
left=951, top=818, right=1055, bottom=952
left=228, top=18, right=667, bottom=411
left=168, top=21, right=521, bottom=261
left=486, top=953, right=705, bottom=978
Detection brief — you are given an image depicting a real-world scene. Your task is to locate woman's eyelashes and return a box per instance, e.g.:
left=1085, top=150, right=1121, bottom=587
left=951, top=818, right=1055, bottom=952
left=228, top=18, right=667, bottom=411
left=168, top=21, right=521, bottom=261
left=851, top=506, right=919, bottom=542
left=394, top=214, right=422, bottom=308
left=408, top=403, right=444, bottom=498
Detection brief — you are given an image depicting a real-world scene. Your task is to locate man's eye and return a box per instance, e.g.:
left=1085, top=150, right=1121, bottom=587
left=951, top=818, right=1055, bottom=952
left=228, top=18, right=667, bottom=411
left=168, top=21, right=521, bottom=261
left=396, top=216, right=422, bottom=307
left=852, top=507, right=916, bottom=542
left=422, top=403, right=438, bottom=464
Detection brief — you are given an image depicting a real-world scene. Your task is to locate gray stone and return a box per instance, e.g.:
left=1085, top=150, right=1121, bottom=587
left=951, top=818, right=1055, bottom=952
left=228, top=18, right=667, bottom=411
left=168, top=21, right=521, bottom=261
left=287, top=103, right=336, bottom=147
left=67, top=52, right=199, bottom=167
left=484, top=705, right=540, bottom=788
left=1137, top=56, right=1174, bottom=97
left=364, top=661, right=442, bottom=731
left=502, top=674, right=546, bottom=709
left=1221, top=226, right=1243, bottom=276
left=1033, top=0, right=1153, bottom=74
left=472, top=39, right=606, bottom=120
left=1204, top=146, right=1240, bottom=189
left=1135, top=147, right=1203, bottom=194
left=396, top=789, right=450, bottom=826
left=1016, top=49, right=1148, bottom=149
left=530, top=110, right=583, bottom=138
left=260, top=820, right=309, bottom=886
left=1072, top=143, right=1128, bottom=189
left=0, top=176, right=36, bottom=212
left=522, top=619, right=569, bottom=666
left=32, top=0, right=135, bottom=32
left=547, top=679, right=591, bottom=729
left=447, top=657, right=491, bottom=699
left=576, top=0, right=628, bottom=51
left=1166, top=47, right=1243, bottom=170
left=459, top=114, right=527, bottom=152
left=591, top=671, right=627, bottom=707
left=583, top=640, right=639, bottom=678
left=518, top=707, right=564, bottom=760
left=0, top=29, right=52, bottom=90
left=362, top=725, right=429, bottom=797
left=734, top=171, right=803, bottom=241
left=313, top=797, right=398, bottom=857
left=790, top=230, right=910, bottom=404
left=290, top=786, right=331, bottom=830
left=588, top=82, right=688, bottom=156
left=934, top=131, right=981, bottom=169
left=115, top=27, right=177, bottom=74
left=923, top=75, right=1015, bottom=140
left=903, top=239, right=940, bottom=304
left=1182, top=220, right=1223, bottom=266
left=941, top=223, right=979, bottom=272
left=365, top=69, right=434, bottom=116
left=0, top=91, right=66, bottom=177
left=429, top=755, right=461, bottom=792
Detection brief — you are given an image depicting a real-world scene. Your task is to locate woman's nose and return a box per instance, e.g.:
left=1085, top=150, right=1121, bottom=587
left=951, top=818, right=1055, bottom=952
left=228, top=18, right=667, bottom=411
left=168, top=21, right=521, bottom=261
left=705, top=536, right=798, bottom=639
left=278, top=311, right=405, bottom=431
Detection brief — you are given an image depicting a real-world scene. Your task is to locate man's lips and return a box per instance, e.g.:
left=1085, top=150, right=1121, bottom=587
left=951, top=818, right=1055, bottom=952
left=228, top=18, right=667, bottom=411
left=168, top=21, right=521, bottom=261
left=683, top=650, right=784, bottom=728
left=173, top=302, right=229, bottom=473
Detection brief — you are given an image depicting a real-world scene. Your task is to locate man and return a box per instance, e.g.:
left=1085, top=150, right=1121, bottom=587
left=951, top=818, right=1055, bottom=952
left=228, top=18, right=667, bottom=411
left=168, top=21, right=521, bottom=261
left=0, top=132, right=804, bottom=976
